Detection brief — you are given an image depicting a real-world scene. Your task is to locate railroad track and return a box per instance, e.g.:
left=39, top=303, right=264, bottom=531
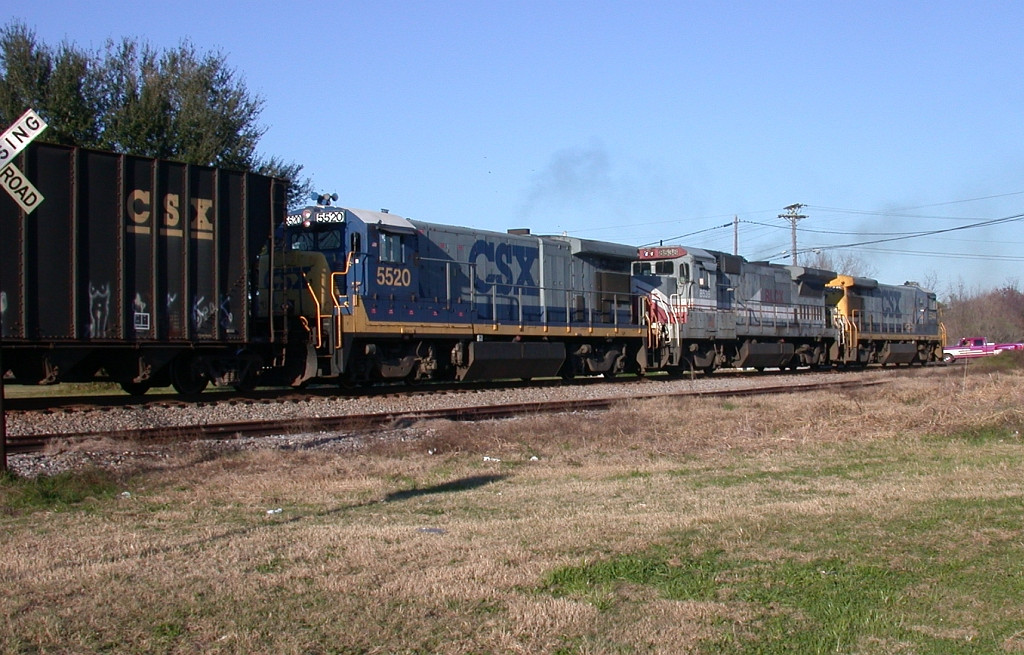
left=1, top=374, right=630, bottom=413
left=4, top=376, right=893, bottom=455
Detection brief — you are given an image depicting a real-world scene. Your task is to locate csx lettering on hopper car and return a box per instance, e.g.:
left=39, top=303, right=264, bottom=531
left=0, top=143, right=946, bottom=395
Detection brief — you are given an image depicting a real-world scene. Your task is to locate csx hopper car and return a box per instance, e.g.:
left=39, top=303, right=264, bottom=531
left=0, top=142, right=288, bottom=394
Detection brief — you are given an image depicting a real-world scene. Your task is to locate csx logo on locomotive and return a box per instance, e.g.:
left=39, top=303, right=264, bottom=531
left=881, top=289, right=902, bottom=316
left=126, top=189, right=215, bottom=240
left=469, top=240, right=539, bottom=296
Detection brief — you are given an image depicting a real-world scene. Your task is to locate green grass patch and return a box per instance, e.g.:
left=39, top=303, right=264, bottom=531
left=608, top=469, right=653, bottom=481
left=0, top=468, right=123, bottom=513
left=539, top=483, right=1024, bottom=653
left=939, top=423, right=1023, bottom=445
left=541, top=549, right=723, bottom=609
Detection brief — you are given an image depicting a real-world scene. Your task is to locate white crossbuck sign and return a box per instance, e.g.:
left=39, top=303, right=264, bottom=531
left=0, top=108, right=48, bottom=214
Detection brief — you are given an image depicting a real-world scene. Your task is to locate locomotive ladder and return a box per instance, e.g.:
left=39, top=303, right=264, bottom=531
left=832, top=310, right=858, bottom=358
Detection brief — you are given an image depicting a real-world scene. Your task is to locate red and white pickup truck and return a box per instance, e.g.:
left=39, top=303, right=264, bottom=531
left=942, top=337, right=1024, bottom=363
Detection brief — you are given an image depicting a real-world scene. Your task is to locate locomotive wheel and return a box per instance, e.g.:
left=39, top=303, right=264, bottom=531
left=170, top=355, right=209, bottom=395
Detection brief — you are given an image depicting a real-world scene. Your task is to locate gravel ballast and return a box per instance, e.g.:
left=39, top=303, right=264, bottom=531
left=3, top=370, right=894, bottom=477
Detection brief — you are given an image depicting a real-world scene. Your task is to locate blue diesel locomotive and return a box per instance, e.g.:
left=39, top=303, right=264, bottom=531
left=259, top=202, right=644, bottom=386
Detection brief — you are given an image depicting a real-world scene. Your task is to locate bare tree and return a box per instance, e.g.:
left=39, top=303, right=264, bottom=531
left=939, top=279, right=1024, bottom=343
left=799, top=249, right=875, bottom=278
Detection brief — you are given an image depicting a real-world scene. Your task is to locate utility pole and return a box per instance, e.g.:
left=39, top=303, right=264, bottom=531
left=733, top=215, right=739, bottom=255
left=779, top=203, right=807, bottom=265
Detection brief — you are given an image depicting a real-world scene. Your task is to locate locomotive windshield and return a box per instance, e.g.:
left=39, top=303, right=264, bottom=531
left=285, top=224, right=352, bottom=272
left=288, top=225, right=343, bottom=252
left=631, top=259, right=688, bottom=279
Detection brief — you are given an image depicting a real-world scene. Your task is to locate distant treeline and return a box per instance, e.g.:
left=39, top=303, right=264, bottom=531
left=941, top=283, right=1024, bottom=343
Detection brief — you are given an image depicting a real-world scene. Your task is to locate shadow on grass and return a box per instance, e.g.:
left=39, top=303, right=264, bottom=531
left=385, top=475, right=507, bottom=502
left=1, top=473, right=509, bottom=581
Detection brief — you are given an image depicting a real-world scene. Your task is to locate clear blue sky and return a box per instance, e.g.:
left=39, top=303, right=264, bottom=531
left=10, top=0, right=1024, bottom=295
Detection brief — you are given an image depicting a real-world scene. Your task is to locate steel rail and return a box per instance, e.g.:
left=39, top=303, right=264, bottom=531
left=4, top=377, right=891, bottom=455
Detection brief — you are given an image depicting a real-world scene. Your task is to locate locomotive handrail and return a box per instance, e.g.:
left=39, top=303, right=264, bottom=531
left=329, top=251, right=357, bottom=308
left=468, top=281, right=638, bottom=328
left=849, top=309, right=931, bottom=336
left=300, top=275, right=324, bottom=349
left=847, top=311, right=861, bottom=350
left=414, top=257, right=477, bottom=310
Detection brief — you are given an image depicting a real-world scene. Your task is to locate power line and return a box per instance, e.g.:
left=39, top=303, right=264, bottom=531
left=807, top=189, right=1024, bottom=215
left=742, top=219, right=927, bottom=238
left=797, top=211, right=1024, bottom=255
left=571, top=208, right=779, bottom=236
left=850, top=246, right=1024, bottom=262
left=639, top=222, right=732, bottom=247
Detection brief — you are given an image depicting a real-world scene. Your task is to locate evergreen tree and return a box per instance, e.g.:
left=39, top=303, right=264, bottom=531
left=0, top=21, right=312, bottom=207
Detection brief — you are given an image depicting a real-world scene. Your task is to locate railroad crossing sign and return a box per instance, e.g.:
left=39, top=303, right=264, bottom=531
left=0, top=108, right=48, bottom=214
left=1, top=107, right=48, bottom=472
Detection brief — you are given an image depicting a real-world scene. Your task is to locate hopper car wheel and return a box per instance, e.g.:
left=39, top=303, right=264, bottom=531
left=231, top=351, right=260, bottom=392
left=171, top=355, right=209, bottom=396
left=233, top=372, right=258, bottom=393
left=119, top=381, right=152, bottom=397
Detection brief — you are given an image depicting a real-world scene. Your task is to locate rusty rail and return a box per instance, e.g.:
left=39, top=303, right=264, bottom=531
left=4, top=377, right=892, bottom=455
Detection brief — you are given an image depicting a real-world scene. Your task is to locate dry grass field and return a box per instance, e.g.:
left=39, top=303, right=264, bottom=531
left=2, top=361, right=1024, bottom=654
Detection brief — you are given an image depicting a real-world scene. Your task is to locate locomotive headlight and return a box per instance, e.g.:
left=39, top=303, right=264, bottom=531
left=301, top=208, right=313, bottom=228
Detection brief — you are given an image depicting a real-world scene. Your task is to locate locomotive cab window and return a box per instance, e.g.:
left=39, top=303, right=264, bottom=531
left=319, top=228, right=342, bottom=250
left=655, top=261, right=674, bottom=275
left=379, top=232, right=404, bottom=263
left=633, top=262, right=652, bottom=275
left=289, top=227, right=342, bottom=253
left=290, top=232, right=314, bottom=251
left=679, top=263, right=690, bottom=282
